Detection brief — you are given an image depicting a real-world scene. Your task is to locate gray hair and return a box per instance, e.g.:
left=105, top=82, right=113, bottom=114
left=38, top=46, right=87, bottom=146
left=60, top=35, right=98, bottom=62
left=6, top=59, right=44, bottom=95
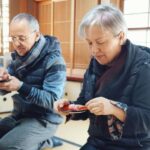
left=78, top=4, right=127, bottom=39
left=10, top=13, right=40, bottom=32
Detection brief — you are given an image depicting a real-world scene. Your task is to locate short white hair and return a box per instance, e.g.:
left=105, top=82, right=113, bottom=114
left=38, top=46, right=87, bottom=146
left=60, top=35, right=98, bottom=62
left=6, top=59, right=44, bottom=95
left=78, top=4, right=127, bottom=39
left=11, top=13, right=40, bottom=32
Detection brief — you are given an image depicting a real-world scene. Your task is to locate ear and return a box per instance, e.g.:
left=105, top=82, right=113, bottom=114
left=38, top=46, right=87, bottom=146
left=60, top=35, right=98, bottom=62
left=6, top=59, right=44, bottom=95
left=118, top=31, right=125, bottom=45
left=35, top=32, right=41, bottom=42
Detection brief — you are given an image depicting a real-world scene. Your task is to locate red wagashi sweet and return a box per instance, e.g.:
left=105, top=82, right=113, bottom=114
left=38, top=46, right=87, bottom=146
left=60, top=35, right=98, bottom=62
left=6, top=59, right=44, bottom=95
left=60, top=104, right=87, bottom=112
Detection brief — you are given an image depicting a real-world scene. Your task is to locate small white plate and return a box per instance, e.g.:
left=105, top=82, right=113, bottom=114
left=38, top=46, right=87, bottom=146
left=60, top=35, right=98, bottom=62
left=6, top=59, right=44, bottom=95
left=61, top=110, right=87, bottom=114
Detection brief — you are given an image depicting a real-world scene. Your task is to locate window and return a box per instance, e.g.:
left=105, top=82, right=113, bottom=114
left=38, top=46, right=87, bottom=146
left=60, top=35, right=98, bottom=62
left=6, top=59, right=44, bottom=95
left=0, top=0, right=9, bottom=54
left=124, top=0, right=150, bottom=47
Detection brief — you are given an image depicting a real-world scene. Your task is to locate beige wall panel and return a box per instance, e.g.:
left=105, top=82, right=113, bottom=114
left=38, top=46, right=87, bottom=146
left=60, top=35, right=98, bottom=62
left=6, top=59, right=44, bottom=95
left=74, top=0, right=98, bottom=70
left=9, top=0, right=21, bottom=20
left=64, top=81, right=82, bottom=100
left=10, top=0, right=37, bottom=20
left=53, top=0, right=71, bottom=22
left=0, top=92, right=17, bottom=112
left=26, top=0, right=37, bottom=16
left=74, top=43, right=91, bottom=69
left=39, top=23, right=51, bottom=35
left=61, top=43, right=70, bottom=66
left=37, top=1, right=51, bottom=34
left=75, top=0, right=98, bottom=20
left=53, top=22, right=70, bottom=41
left=53, top=0, right=71, bottom=68
left=38, top=5, right=51, bottom=22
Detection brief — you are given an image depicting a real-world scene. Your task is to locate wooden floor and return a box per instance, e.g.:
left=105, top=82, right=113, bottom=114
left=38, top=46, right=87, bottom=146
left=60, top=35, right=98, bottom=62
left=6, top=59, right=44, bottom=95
left=0, top=113, right=89, bottom=150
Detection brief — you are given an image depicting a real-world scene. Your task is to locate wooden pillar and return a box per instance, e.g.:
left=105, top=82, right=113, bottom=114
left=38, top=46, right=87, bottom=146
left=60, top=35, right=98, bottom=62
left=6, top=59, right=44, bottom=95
left=19, top=0, right=27, bottom=12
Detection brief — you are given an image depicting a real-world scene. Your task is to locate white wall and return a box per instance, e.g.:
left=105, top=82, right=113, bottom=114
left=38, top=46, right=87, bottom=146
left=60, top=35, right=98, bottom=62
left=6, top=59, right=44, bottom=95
left=64, top=81, right=82, bottom=100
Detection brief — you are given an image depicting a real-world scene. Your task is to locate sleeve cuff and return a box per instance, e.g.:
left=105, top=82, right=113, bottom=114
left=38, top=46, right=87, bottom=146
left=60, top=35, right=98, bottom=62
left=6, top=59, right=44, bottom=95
left=18, top=82, right=32, bottom=97
left=17, top=81, right=23, bottom=90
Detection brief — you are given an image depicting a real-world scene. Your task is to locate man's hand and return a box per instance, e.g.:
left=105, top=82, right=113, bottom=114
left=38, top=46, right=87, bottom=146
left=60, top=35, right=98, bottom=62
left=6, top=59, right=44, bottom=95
left=54, top=99, right=70, bottom=116
left=0, top=75, right=22, bottom=92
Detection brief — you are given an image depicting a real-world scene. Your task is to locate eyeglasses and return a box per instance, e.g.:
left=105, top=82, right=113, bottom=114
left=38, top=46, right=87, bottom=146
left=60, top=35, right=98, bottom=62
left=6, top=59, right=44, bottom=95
left=9, top=30, right=36, bottom=43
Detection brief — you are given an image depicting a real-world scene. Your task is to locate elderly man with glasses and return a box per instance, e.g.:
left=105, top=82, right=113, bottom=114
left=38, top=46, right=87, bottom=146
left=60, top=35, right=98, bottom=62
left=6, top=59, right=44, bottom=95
left=0, top=13, right=66, bottom=150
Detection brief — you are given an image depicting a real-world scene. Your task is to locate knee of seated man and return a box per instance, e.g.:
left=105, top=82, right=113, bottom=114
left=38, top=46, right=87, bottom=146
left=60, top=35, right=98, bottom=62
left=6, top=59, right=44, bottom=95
left=0, top=140, right=10, bottom=150
left=0, top=117, right=17, bottom=138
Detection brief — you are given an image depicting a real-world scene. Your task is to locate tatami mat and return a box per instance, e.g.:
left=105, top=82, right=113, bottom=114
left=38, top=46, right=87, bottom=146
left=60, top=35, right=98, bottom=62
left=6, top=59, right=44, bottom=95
left=43, top=142, right=79, bottom=150
left=55, top=120, right=89, bottom=145
left=44, top=120, right=89, bottom=150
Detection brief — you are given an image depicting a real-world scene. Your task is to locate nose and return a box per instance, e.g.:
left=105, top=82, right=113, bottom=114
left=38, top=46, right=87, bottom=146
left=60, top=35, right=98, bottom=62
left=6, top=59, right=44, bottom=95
left=91, top=44, right=99, bottom=55
left=12, top=40, right=21, bottom=46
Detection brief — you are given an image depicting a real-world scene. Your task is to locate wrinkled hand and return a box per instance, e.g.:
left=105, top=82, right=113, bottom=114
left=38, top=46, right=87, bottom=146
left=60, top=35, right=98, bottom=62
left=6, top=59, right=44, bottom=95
left=0, top=75, right=21, bottom=91
left=54, top=99, right=70, bottom=116
left=86, top=97, right=115, bottom=116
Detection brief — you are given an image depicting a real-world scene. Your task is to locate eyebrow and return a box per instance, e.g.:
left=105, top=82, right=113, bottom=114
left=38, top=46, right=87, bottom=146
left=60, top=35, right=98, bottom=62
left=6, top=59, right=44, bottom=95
left=10, top=34, right=25, bottom=37
left=86, top=37, right=105, bottom=42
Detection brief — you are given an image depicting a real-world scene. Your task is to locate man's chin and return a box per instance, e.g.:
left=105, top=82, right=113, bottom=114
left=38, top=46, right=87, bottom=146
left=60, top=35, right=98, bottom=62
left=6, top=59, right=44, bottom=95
left=16, top=50, right=26, bottom=56
left=17, top=53, right=25, bottom=56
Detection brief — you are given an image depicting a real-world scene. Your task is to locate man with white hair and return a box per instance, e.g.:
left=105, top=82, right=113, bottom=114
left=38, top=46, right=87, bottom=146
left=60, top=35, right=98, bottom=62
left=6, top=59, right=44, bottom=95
left=0, top=13, right=66, bottom=150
